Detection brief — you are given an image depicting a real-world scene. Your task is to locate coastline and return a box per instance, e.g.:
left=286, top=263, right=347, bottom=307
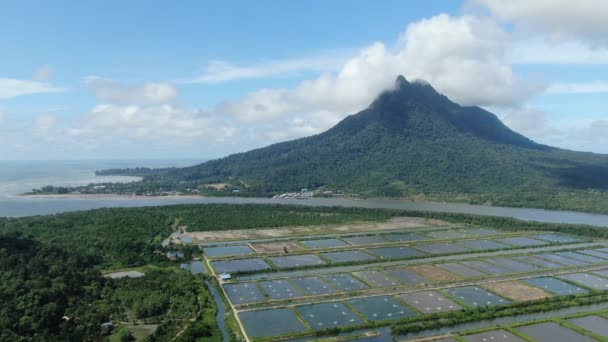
left=18, top=193, right=208, bottom=200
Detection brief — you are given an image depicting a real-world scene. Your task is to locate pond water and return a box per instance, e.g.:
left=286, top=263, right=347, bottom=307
left=321, top=250, right=377, bottom=263
left=240, top=308, right=306, bottom=338
left=296, top=302, right=362, bottom=329
left=211, top=258, right=271, bottom=273
left=367, top=246, right=426, bottom=259
left=179, top=260, right=206, bottom=275
left=442, top=286, right=510, bottom=308
left=268, top=254, right=326, bottom=268
left=347, top=295, right=416, bottom=321
left=567, top=315, right=608, bottom=337
left=516, top=321, right=597, bottom=342
left=397, top=291, right=462, bottom=314
left=291, top=276, right=337, bottom=295
left=323, top=273, right=369, bottom=291
left=522, top=277, right=588, bottom=295
left=202, top=245, right=254, bottom=257
left=300, top=238, right=349, bottom=249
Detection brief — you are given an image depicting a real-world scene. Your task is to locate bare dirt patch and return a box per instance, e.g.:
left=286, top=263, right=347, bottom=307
left=407, top=265, right=461, bottom=282
left=251, top=241, right=305, bottom=253
left=188, top=217, right=452, bottom=243
left=482, top=280, right=552, bottom=302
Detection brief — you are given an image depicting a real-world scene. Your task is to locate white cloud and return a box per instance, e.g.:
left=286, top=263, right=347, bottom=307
left=86, top=77, right=178, bottom=105
left=547, top=81, right=608, bottom=94
left=33, top=65, right=54, bottom=82
left=191, top=53, right=348, bottom=83
left=501, top=106, right=559, bottom=138
left=0, top=78, right=64, bottom=100
left=470, top=0, right=608, bottom=46
left=0, top=111, right=5, bottom=125
left=34, top=114, right=58, bottom=136
left=69, top=104, right=232, bottom=142
left=509, top=40, right=608, bottom=65
left=216, top=14, right=544, bottom=135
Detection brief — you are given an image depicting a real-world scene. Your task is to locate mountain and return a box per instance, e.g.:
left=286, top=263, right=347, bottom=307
left=99, top=76, right=608, bottom=198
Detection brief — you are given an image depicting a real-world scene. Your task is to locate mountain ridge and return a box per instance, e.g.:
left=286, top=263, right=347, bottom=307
left=94, top=76, right=608, bottom=199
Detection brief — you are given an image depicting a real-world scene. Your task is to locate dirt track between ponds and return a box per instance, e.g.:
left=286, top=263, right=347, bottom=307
left=187, top=217, right=452, bottom=243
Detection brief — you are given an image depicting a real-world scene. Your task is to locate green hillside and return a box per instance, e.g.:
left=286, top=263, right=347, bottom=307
left=68, top=76, right=608, bottom=212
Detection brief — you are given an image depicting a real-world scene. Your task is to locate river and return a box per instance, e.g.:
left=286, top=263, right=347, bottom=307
left=2, top=160, right=608, bottom=227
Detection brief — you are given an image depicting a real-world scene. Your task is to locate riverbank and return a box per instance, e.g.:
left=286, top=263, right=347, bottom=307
left=20, top=193, right=207, bottom=200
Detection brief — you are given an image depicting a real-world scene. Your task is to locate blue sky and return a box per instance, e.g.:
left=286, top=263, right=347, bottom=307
left=1, top=0, right=607, bottom=160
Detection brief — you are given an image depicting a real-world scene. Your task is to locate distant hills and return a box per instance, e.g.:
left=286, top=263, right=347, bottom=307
left=92, top=76, right=608, bottom=212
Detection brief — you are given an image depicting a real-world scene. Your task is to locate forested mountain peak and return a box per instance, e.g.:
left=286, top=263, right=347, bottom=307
left=93, top=75, right=608, bottom=198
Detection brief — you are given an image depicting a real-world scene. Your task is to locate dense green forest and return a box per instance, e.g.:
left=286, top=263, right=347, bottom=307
left=3, top=203, right=608, bottom=340
left=0, top=204, right=401, bottom=341
left=46, top=76, right=608, bottom=214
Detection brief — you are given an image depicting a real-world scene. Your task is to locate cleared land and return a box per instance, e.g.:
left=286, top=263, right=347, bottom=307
left=481, top=280, right=552, bottom=301
left=188, top=217, right=450, bottom=242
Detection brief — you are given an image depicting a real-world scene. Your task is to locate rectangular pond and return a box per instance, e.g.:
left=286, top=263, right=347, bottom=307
left=462, top=329, right=526, bottom=342
left=555, top=251, right=606, bottom=264
left=578, top=249, right=608, bottom=260
left=436, top=262, right=488, bottom=278
left=259, top=279, right=302, bottom=299
left=457, top=228, right=500, bottom=236
left=366, top=246, right=426, bottom=259
left=397, top=290, right=463, bottom=314
left=211, top=258, right=271, bottom=274
left=455, top=239, right=510, bottom=251
left=511, top=255, right=564, bottom=269
left=323, top=273, right=370, bottom=292
left=413, top=242, right=470, bottom=254
left=203, top=244, right=254, bottom=257
left=353, top=270, right=400, bottom=288
left=268, top=254, right=326, bottom=269
left=321, top=250, right=377, bottom=263
left=532, top=233, right=582, bottom=243
left=425, top=230, right=470, bottom=240
left=522, top=277, right=588, bottom=296
left=239, top=308, right=306, bottom=339
left=559, top=273, right=608, bottom=290
left=496, top=236, right=548, bottom=247
left=486, top=257, right=542, bottom=272
left=300, top=238, right=349, bottom=249
left=342, top=235, right=390, bottom=246
left=516, top=321, right=597, bottom=342
left=535, top=253, right=589, bottom=266
left=224, top=283, right=266, bottom=304
left=442, top=286, right=510, bottom=308
left=291, top=276, right=337, bottom=296
left=347, top=295, right=416, bottom=321
left=383, top=232, right=427, bottom=242
left=461, top=260, right=514, bottom=275
left=296, top=302, right=362, bottom=329
left=384, top=268, right=429, bottom=284
left=567, top=315, right=608, bottom=337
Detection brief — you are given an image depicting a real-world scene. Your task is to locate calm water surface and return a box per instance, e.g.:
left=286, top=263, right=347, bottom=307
left=2, top=160, right=608, bottom=227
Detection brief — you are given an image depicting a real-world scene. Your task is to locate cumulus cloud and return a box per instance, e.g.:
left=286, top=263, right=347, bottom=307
left=470, top=0, right=608, bottom=46
left=509, top=40, right=608, bottom=65
left=86, top=77, right=178, bottom=105
left=0, top=78, right=64, bottom=100
left=501, top=106, right=559, bottom=138
left=68, top=104, right=233, bottom=142
left=215, top=13, right=544, bottom=142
